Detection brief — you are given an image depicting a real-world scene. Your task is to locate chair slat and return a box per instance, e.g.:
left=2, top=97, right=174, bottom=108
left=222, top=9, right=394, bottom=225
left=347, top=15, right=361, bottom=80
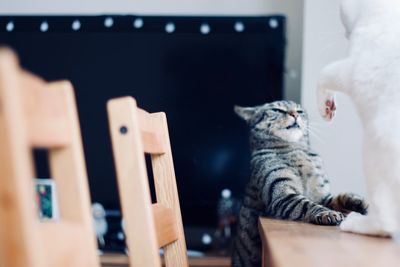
left=137, top=108, right=166, bottom=154
left=152, top=203, right=178, bottom=248
left=141, top=130, right=166, bottom=154
left=22, top=72, right=70, bottom=148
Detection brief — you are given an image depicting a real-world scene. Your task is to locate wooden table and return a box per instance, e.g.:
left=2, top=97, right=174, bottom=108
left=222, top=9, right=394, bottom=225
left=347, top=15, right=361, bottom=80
left=101, top=253, right=230, bottom=267
left=259, top=218, right=400, bottom=267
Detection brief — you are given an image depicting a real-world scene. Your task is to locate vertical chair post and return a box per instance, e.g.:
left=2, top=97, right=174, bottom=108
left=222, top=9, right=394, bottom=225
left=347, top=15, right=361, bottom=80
left=48, top=81, right=99, bottom=267
left=151, top=112, right=188, bottom=267
left=107, top=98, right=161, bottom=267
left=0, top=49, right=45, bottom=267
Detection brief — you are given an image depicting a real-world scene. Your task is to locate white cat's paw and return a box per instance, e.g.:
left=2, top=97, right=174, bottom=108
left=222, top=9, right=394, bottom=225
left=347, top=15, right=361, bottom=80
left=340, top=212, right=392, bottom=237
left=318, top=94, right=336, bottom=121
left=340, top=212, right=363, bottom=232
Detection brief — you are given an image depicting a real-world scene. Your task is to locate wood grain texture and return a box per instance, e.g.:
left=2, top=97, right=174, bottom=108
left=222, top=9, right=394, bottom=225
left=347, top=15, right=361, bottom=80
left=100, top=253, right=231, bottom=267
left=137, top=108, right=166, bottom=154
left=107, top=97, right=161, bottom=267
left=259, top=218, right=400, bottom=267
left=107, top=96, right=188, bottom=267
left=151, top=112, right=189, bottom=267
left=153, top=203, right=179, bottom=248
left=0, top=48, right=99, bottom=267
left=22, top=71, right=70, bottom=148
left=141, top=130, right=166, bottom=154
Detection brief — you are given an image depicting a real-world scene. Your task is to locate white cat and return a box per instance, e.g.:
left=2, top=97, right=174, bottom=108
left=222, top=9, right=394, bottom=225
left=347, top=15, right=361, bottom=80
left=317, top=0, right=400, bottom=237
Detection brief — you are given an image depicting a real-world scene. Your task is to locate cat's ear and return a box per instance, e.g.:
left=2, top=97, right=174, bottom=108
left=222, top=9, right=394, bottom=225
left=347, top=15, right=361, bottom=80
left=234, top=105, right=256, bottom=121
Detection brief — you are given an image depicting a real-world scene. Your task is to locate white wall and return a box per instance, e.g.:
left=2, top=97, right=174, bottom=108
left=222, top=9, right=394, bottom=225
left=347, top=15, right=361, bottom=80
left=302, top=0, right=365, bottom=196
left=0, top=0, right=303, bottom=102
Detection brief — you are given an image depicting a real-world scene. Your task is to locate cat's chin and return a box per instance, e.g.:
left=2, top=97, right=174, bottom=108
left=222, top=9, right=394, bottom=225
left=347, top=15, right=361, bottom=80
left=274, top=129, right=304, bottom=143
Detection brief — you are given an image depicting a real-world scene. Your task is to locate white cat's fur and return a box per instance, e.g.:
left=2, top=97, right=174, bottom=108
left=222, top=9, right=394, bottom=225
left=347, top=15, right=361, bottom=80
left=318, top=0, right=400, bottom=237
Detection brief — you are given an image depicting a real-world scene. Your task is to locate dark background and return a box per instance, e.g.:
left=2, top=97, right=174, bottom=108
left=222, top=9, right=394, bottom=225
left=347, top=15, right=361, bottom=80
left=0, top=15, right=285, bottom=248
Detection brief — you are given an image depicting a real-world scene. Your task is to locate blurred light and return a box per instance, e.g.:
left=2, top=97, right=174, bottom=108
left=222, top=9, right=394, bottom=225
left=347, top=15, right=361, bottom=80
left=222, top=189, right=232, bottom=199
left=6, top=21, right=14, bottom=32
left=269, top=18, right=279, bottom=29
left=234, top=22, right=245, bottom=32
left=133, top=18, right=144, bottom=29
left=104, top=17, right=114, bottom=28
left=201, top=233, right=212, bottom=245
left=117, top=232, right=124, bottom=240
left=72, top=20, right=81, bottom=31
left=40, top=21, right=49, bottom=32
left=165, top=22, right=175, bottom=33
left=200, top=23, right=210, bottom=35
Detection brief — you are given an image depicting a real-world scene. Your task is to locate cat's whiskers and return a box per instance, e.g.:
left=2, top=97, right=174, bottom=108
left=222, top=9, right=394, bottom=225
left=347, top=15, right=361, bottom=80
left=308, top=119, right=325, bottom=128
left=308, top=128, right=322, bottom=137
left=308, top=123, right=324, bottom=134
left=307, top=123, right=323, bottom=133
left=306, top=126, right=325, bottom=144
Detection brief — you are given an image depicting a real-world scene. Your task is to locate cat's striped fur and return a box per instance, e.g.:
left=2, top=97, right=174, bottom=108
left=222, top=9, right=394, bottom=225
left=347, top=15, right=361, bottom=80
left=231, top=101, right=368, bottom=267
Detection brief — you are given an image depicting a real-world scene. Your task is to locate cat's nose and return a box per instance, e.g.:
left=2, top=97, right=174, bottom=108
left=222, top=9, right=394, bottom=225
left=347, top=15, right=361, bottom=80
left=288, top=110, right=299, bottom=119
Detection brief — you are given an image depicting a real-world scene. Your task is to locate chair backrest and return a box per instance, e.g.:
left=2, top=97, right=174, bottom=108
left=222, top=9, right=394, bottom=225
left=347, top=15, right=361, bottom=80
left=0, top=48, right=99, bottom=267
left=107, top=97, right=188, bottom=267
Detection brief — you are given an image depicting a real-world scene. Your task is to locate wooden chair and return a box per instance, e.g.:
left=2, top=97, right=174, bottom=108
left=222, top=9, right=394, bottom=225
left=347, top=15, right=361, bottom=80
left=0, top=48, right=99, bottom=267
left=107, top=97, right=188, bottom=267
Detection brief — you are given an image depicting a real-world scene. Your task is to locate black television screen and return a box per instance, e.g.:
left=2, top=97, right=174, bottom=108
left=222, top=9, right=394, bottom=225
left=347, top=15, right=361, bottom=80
left=0, top=15, right=285, bottom=248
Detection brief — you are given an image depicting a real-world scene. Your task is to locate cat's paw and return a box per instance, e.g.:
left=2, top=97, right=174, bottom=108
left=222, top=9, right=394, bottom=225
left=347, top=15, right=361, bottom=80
left=313, top=210, right=344, bottom=225
left=341, top=193, right=368, bottom=215
left=317, top=88, right=336, bottom=121
left=320, top=97, right=336, bottom=121
left=340, top=213, right=392, bottom=237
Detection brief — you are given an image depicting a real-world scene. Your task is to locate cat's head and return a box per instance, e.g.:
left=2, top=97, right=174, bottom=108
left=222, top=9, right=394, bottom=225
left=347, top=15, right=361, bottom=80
left=234, top=100, right=308, bottom=143
left=340, top=0, right=389, bottom=39
left=340, top=0, right=363, bottom=39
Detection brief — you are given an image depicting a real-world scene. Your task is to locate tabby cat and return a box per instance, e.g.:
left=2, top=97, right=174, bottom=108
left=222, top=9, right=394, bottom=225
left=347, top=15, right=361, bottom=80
left=231, top=100, right=368, bottom=267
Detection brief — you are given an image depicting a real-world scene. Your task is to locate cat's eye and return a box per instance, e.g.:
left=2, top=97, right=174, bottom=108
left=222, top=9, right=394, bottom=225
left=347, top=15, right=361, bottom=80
left=297, top=110, right=304, bottom=114
left=271, top=108, right=286, bottom=114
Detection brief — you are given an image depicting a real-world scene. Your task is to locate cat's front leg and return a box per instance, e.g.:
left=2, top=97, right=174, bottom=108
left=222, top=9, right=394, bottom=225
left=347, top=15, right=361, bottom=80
left=317, top=58, right=352, bottom=121
left=322, top=193, right=368, bottom=215
left=305, top=203, right=344, bottom=225
left=268, top=193, right=344, bottom=225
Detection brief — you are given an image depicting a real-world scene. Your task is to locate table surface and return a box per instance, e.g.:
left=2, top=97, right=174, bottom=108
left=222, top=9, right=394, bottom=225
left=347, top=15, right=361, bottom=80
left=258, top=218, right=400, bottom=267
left=101, top=253, right=231, bottom=267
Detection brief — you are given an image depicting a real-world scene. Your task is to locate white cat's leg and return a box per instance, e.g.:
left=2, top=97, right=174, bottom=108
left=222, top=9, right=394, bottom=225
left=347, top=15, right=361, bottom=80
left=340, top=212, right=391, bottom=237
left=341, top=135, right=400, bottom=236
left=340, top=183, right=398, bottom=236
left=340, top=183, right=396, bottom=237
left=317, top=59, right=352, bottom=121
